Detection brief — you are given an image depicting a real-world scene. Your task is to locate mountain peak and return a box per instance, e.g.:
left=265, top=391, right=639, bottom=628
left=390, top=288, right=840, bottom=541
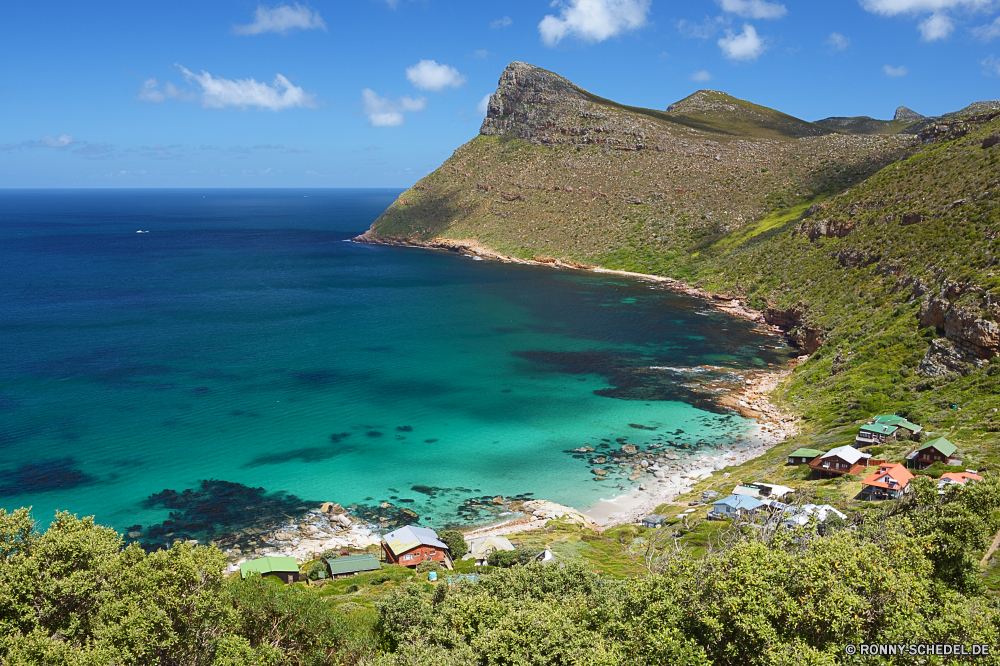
left=894, top=106, right=924, bottom=121
left=666, top=90, right=741, bottom=114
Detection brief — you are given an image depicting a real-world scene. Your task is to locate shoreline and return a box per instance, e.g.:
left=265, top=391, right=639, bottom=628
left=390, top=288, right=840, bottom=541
left=352, top=233, right=802, bottom=536
left=351, top=234, right=774, bottom=330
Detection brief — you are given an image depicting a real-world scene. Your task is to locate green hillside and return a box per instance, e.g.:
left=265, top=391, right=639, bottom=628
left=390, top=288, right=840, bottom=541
left=360, top=61, right=1000, bottom=469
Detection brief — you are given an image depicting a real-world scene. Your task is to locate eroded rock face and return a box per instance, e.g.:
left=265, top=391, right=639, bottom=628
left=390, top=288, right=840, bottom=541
left=763, top=306, right=824, bottom=353
left=919, top=298, right=999, bottom=360
left=894, top=106, right=924, bottom=121
left=917, top=339, right=985, bottom=377
left=795, top=218, right=856, bottom=240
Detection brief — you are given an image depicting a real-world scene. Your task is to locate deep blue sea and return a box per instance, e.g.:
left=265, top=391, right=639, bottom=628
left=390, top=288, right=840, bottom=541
left=0, top=189, right=792, bottom=545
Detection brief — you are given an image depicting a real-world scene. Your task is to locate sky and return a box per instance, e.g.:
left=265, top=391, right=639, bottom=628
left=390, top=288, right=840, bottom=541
left=2, top=0, right=1000, bottom=188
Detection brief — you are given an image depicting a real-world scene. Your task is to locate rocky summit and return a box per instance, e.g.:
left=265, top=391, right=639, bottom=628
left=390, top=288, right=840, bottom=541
left=359, top=60, right=1000, bottom=470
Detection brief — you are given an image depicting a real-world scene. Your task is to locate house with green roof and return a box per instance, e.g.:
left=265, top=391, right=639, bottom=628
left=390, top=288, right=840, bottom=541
left=239, top=556, right=300, bottom=584
left=325, top=554, right=382, bottom=579
left=905, top=437, right=960, bottom=469
left=787, top=448, right=824, bottom=465
left=855, top=414, right=922, bottom=447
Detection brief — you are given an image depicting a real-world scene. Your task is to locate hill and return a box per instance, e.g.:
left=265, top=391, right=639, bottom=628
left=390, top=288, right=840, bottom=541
left=358, top=61, right=1000, bottom=469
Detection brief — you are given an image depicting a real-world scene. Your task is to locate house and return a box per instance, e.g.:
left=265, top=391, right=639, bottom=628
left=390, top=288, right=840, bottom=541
left=748, top=482, right=795, bottom=499
left=788, top=448, right=824, bottom=465
left=855, top=415, right=922, bottom=446
left=938, top=472, right=982, bottom=491
left=467, top=535, right=515, bottom=566
left=381, top=525, right=454, bottom=570
left=325, top=554, right=382, bottom=579
left=905, top=437, right=959, bottom=469
left=239, top=556, right=300, bottom=584
left=732, top=485, right=760, bottom=498
left=809, top=445, right=873, bottom=477
left=641, top=514, right=666, bottom=529
left=782, top=504, right=846, bottom=528
left=861, top=463, right=914, bottom=500
left=709, top=494, right=764, bottom=519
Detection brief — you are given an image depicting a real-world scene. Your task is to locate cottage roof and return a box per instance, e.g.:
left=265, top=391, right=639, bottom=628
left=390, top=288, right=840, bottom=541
left=917, top=437, right=958, bottom=457
left=713, top=495, right=764, bottom=510
left=641, top=514, right=666, bottom=523
left=325, top=554, right=382, bottom=576
left=469, top=536, right=515, bottom=559
left=239, top=556, right=299, bottom=578
left=859, top=423, right=899, bottom=435
left=749, top=482, right=795, bottom=498
left=789, top=448, right=824, bottom=458
left=872, top=415, right=922, bottom=432
left=382, top=525, right=448, bottom=556
left=732, top=485, right=761, bottom=498
left=784, top=504, right=846, bottom=524
left=939, top=472, right=982, bottom=485
left=821, top=445, right=871, bottom=465
left=861, top=463, right=914, bottom=490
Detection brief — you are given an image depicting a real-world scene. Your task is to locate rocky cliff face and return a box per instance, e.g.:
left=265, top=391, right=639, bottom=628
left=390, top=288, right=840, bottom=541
left=894, top=106, right=924, bottom=121
left=919, top=297, right=999, bottom=360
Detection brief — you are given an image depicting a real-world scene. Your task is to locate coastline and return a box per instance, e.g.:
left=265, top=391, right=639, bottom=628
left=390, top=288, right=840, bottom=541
left=353, top=233, right=802, bottom=536
left=351, top=234, right=772, bottom=328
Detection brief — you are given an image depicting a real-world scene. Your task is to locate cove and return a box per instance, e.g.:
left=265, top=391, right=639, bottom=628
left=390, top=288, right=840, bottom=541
left=0, top=189, right=793, bottom=542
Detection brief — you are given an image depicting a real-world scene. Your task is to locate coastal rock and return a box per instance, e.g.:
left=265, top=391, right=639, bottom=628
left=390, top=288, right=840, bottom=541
left=592, top=468, right=607, bottom=476
left=573, top=446, right=595, bottom=453
left=894, top=106, right=924, bottom=121
left=621, top=444, right=638, bottom=454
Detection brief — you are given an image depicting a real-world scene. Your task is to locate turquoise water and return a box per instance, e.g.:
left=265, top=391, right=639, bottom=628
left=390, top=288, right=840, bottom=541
left=0, top=189, right=791, bottom=544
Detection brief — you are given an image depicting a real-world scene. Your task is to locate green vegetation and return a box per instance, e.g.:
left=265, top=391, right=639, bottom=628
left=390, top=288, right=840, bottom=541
left=9, top=473, right=1000, bottom=665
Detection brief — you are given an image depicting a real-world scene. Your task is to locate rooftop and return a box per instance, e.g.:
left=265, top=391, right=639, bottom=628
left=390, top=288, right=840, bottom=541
left=239, top=556, right=299, bottom=578
left=382, top=525, right=448, bottom=556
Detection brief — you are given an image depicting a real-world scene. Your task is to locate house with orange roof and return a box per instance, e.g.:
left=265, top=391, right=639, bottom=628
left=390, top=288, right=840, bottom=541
left=861, top=463, right=914, bottom=501
left=938, top=472, right=982, bottom=491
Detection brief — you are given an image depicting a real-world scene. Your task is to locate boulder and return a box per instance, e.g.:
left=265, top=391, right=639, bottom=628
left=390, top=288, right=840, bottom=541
left=621, top=444, right=638, bottom=454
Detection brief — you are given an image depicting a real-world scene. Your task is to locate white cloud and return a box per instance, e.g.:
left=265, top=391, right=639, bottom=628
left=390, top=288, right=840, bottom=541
left=178, top=65, right=317, bottom=110
left=691, top=70, right=713, bottom=81
left=538, top=0, right=651, bottom=46
left=718, top=24, right=766, bottom=60
left=491, top=16, right=513, bottom=28
left=362, top=89, right=426, bottom=127
left=973, top=16, right=1000, bottom=40
left=233, top=3, right=326, bottom=35
left=473, top=49, right=491, bottom=58
left=2, top=134, right=75, bottom=151
left=676, top=15, right=728, bottom=39
left=860, top=0, right=992, bottom=14
left=826, top=32, right=851, bottom=50
left=719, top=0, right=787, bottom=19
left=918, top=12, right=954, bottom=39
left=883, top=64, right=909, bottom=76
left=136, top=78, right=194, bottom=103
left=405, top=60, right=467, bottom=91
left=983, top=53, right=1000, bottom=74
left=476, top=94, right=492, bottom=116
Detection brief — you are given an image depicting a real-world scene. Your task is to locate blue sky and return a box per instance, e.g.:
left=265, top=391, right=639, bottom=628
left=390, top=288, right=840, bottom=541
left=3, top=0, right=999, bottom=188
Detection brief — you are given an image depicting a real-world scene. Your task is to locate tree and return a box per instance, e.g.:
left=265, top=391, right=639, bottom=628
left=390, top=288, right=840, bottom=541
left=436, top=530, right=467, bottom=559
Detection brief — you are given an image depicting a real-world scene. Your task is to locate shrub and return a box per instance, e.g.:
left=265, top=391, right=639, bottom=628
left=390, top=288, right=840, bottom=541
left=416, top=559, right=442, bottom=573
left=307, top=559, right=327, bottom=581
left=345, top=584, right=359, bottom=593
left=437, top=530, right=468, bottom=559
left=487, top=548, right=542, bottom=568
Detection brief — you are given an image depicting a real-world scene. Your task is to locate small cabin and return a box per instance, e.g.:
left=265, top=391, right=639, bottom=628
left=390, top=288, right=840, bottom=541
left=788, top=448, right=824, bottom=465
left=809, top=445, right=872, bottom=477
left=855, top=415, right=922, bottom=446
left=467, top=535, right=515, bottom=566
left=641, top=514, right=666, bottom=529
left=709, top=495, right=764, bottom=519
left=906, top=437, right=959, bottom=469
left=861, top=463, right=914, bottom=500
left=239, top=556, right=300, bottom=584
left=381, top=525, right=454, bottom=570
left=325, top=554, right=382, bottom=579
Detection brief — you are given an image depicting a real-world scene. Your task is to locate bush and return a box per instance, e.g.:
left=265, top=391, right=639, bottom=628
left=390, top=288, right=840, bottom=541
left=415, top=559, right=442, bottom=573
left=345, top=584, right=359, bottom=593
left=487, top=548, right=542, bottom=568
left=307, top=559, right=328, bottom=581
left=437, top=530, right=468, bottom=559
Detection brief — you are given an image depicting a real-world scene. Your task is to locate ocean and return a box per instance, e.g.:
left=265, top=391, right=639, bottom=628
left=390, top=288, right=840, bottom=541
left=0, top=189, right=792, bottom=546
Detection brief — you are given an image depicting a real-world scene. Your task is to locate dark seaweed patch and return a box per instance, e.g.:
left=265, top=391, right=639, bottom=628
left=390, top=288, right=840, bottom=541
left=396, top=425, right=413, bottom=432
left=0, top=459, right=96, bottom=497
left=243, top=445, right=356, bottom=467
left=329, top=432, right=351, bottom=443
left=193, top=387, right=210, bottom=395
left=351, top=502, right=419, bottom=530
left=366, top=430, right=383, bottom=438
left=424, top=438, right=438, bottom=443
left=134, top=479, right=314, bottom=551
left=492, top=327, right=520, bottom=334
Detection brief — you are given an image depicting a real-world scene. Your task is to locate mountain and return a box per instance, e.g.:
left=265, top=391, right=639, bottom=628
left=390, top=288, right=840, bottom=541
left=358, top=61, right=1000, bottom=467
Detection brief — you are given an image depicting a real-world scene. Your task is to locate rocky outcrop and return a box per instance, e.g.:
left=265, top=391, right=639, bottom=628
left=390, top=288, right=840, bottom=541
left=917, top=339, right=985, bottom=377
left=984, top=133, right=1000, bottom=149
left=919, top=298, right=999, bottom=360
left=763, top=305, right=823, bottom=353
left=834, top=249, right=879, bottom=268
left=795, top=218, right=856, bottom=240
left=917, top=110, right=1000, bottom=144
left=894, top=106, right=924, bottom=121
